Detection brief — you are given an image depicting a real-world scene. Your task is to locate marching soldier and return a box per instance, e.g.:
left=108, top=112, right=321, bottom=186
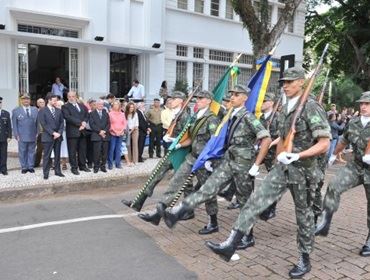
left=203, top=67, right=331, bottom=279
left=0, top=97, right=12, bottom=175
left=122, top=91, right=191, bottom=211
left=316, top=91, right=370, bottom=257
left=163, top=85, right=272, bottom=250
left=138, top=90, right=221, bottom=234
left=259, top=92, right=280, bottom=220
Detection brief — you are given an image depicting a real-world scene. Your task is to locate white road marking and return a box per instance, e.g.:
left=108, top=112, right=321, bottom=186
left=0, top=213, right=137, bottom=234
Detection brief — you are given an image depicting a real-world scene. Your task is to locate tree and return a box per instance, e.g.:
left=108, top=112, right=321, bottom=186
left=305, top=0, right=370, bottom=91
left=231, top=0, right=304, bottom=63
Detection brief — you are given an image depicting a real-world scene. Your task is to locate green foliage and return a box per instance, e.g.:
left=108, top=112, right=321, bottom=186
left=305, top=0, right=370, bottom=91
left=173, top=80, right=189, bottom=96
left=331, top=76, right=363, bottom=109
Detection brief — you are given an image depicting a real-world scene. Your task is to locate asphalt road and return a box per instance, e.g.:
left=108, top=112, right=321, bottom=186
left=0, top=188, right=197, bottom=280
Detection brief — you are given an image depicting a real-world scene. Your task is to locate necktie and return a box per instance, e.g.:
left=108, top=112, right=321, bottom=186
left=74, top=103, right=80, bottom=112
left=98, top=111, right=102, bottom=119
left=51, top=107, right=56, bottom=119
left=26, top=108, right=30, bottom=117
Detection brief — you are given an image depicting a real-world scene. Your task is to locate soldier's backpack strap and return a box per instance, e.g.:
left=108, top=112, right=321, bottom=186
left=226, top=111, right=250, bottom=147
left=190, top=114, right=213, bottom=141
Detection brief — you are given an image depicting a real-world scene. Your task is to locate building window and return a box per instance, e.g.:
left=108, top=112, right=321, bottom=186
left=176, top=61, right=187, bottom=82
left=210, top=0, right=220, bottom=16
left=70, top=48, right=79, bottom=92
left=194, top=0, right=204, bottom=13
left=193, top=47, right=204, bottom=59
left=225, top=0, right=234, bottom=19
left=209, top=64, right=228, bottom=91
left=239, top=54, right=255, bottom=65
left=18, top=24, right=79, bottom=38
left=176, top=45, right=188, bottom=57
left=237, top=68, right=253, bottom=86
left=193, top=63, right=204, bottom=89
left=178, top=0, right=188, bottom=10
left=209, top=50, right=233, bottom=62
left=268, top=71, right=280, bottom=92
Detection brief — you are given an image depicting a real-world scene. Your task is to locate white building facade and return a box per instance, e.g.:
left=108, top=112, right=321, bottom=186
left=0, top=0, right=305, bottom=110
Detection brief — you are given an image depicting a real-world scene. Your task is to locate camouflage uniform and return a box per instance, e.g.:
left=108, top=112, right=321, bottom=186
left=233, top=97, right=331, bottom=254
left=182, top=106, right=270, bottom=211
left=313, top=154, right=326, bottom=218
left=322, top=116, right=370, bottom=221
left=143, top=107, right=190, bottom=197
left=161, top=107, right=220, bottom=215
left=260, top=110, right=279, bottom=172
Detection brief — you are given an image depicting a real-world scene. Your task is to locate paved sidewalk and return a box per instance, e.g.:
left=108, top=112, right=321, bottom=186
left=122, top=163, right=370, bottom=280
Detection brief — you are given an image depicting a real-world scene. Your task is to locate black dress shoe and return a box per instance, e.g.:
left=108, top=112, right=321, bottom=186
left=28, top=168, right=35, bottom=173
left=2, top=171, right=8, bottom=175
left=43, top=174, right=49, bottom=180
left=21, top=169, right=28, bottom=174
left=55, top=173, right=65, bottom=177
left=100, top=166, right=107, bottom=173
left=237, top=233, right=255, bottom=250
left=138, top=210, right=161, bottom=226
left=227, top=201, right=241, bottom=210
left=80, top=167, right=91, bottom=172
left=138, top=159, right=144, bottom=163
left=121, top=199, right=133, bottom=208
left=315, top=210, right=333, bottom=236
left=88, top=163, right=93, bottom=169
left=205, top=229, right=244, bottom=262
left=360, top=234, right=370, bottom=257
left=199, top=223, right=219, bottom=235
left=149, top=155, right=153, bottom=159
left=289, top=253, right=311, bottom=278
left=93, top=169, right=99, bottom=173
left=72, top=169, right=80, bottom=175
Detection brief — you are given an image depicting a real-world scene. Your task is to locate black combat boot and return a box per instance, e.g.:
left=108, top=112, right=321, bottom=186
left=138, top=210, right=161, bottom=226
left=199, top=214, right=219, bottom=235
left=360, top=233, right=370, bottom=257
left=156, top=202, right=167, bottom=218
left=205, top=229, right=244, bottom=262
left=315, top=209, right=333, bottom=236
left=237, top=228, right=255, bottom=250
left=163, top=202, right=193, bottom=228
left=259, top=202, right=277, bottom=221
left=227, top=201, right=241, bottom=210
left=288, top=253, right=311, bottom=278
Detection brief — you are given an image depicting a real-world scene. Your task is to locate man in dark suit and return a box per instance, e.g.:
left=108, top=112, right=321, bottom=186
left=62, top=91, right=90, bottom=175
left=34, top=98, right=45, bottom=168
left=89, top=99, right=110, bottom=173
left=0, top=97, right=12, bottom=175
left=38, top=94, right=65, bottom=179
left=136, top=102, right=149, bottom=162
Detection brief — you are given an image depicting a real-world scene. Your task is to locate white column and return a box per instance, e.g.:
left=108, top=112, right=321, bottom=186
left=187, top=61, right=193, bottom=89
left=189, top=0, right=195, bottom=11
left=0, top=37, right=17, bottom=111
left=204, top=0, right=211, bottom=15
left=219, top=0, right=226, bottom=18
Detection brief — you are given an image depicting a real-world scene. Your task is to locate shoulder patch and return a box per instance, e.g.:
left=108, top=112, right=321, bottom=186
left=310, top=115, right=321, bottom=124
left=208, top=123, right=217, bottom=131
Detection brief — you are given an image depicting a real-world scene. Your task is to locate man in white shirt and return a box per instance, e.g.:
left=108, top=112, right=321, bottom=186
left=127, top=80, right=145, bottom=102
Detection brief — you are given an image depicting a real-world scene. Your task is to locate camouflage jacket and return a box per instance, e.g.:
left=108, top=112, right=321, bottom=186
left=225, top=107, right=270, bottom=165
left=261, top=111, right=279, bottom=139
left=189, top=108, right=219, bottom=158
left=277, top=97, right=331, bottom=183
left=172, top=107, right=191, bottom=137
left=341, top=116, right=370, bottom=173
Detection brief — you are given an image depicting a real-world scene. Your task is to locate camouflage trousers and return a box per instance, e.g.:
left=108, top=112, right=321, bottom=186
left=144, top=158, right=173, bottom=197
left=313, top=155, right=327, bottom=217
left=234, top=164, right=315, bottom=254
left=183, top=156, right=254, bottom=211
left=161, top=154, right=218, bottom=215
left=323, top=162, right=370, bottom=228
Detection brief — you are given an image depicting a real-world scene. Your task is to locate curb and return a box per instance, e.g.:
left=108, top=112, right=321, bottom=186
left=0, top=173, right=151, bottom=202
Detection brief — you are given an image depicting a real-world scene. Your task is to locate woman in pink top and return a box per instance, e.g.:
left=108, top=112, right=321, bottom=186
left=108, top=101, right=128, bottom=169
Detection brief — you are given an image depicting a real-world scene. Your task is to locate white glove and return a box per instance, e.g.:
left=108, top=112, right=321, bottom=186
left=205, top=160, right=213, bottom=172
left=163, top=134, right=176, bottom=143
left=248, top=164, right=259, bottom=177
left=277, top=152, right=300, bottom=165
left=363, top=154, right=370, bottom=165
left=328, top=154, right=337, bottom=166
left=175, top=144, right=182, bottom=150
left=254, top=144, right=259, bottom=151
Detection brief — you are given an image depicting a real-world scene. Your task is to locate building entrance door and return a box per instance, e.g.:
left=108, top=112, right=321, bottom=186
left=18, top=43, right=79, bottom=104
